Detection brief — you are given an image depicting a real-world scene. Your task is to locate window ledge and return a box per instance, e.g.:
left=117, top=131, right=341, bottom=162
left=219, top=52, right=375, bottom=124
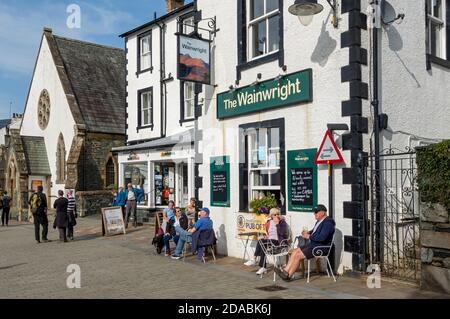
left=137, top=124, right=154, bottom=132
left=136, top=67, right=153, bottom=76
left=179, top=118, right=195, bottom=125
left=427, top=54, right=450, bottom=70
left=237, top=51, right=281, bottom=73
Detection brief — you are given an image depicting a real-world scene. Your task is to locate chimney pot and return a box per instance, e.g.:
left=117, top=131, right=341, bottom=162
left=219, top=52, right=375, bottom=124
left=166, top=0, right=184, bottom=13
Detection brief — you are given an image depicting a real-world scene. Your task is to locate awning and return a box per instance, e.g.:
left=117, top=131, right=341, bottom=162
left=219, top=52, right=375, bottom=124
left=112, top=129, right=195, bottom=153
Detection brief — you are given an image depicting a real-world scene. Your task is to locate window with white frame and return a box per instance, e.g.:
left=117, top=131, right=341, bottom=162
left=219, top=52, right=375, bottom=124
left=139, top=33, right=152, bottom=71
left=427, top=0, right=448, bottom=59
left=247, top=127, right=281, bottom=204
left=183, top=16, right=195, bottom=35
left=139, top=89, right=153, bottom=127
left=248, top=0, right=280, bottom=59
left=184, top=82, right=195, bottom=120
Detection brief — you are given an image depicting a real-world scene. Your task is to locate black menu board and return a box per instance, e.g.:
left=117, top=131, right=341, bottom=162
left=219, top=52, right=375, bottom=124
left=210, top=156, right=230, bottom=207
left=288, top=149, right=317, bottom=211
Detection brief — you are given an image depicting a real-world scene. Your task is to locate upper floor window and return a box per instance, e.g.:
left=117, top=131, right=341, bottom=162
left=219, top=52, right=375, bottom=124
left=184, top=82, right=195, bottom=120
left=139, top=88, right=153, bottom=127
left=138, top=32, right=152, bottom=72
left=248, top=0, right=280, bottom=60
left=427, top=0, right=448, bottom=60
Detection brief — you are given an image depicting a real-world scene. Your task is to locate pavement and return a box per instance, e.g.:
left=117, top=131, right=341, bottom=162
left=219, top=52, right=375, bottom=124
left=0, top=216, right=448, bottom=299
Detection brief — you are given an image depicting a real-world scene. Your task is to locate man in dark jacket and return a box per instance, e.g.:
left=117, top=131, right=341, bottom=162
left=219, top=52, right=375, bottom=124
left=53, top=190, right=69, bottom=243
left=163, top=207, right=189, bottom=256
left=275, top=205, right=335, bottom=281
left=1, top=191, right=11, bottom=227
left=29, top=186, right=49, bottom=244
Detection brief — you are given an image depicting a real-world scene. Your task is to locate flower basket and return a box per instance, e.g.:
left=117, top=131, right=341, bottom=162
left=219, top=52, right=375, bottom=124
left=249, top=193, right=278, bottom=215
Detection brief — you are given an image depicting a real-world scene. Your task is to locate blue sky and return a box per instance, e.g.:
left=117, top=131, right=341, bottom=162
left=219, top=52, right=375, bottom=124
left=0, top=0, right=192, bottom=119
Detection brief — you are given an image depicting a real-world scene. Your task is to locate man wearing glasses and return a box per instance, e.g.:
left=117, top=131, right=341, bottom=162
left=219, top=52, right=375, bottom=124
left=275, top=205, right=335, bottom=281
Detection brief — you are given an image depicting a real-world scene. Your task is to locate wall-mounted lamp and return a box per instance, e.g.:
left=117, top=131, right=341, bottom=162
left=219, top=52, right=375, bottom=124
left=275, top=66, right=288, bottom=84
left=250, top=73, right=263, bottom=87
left=289, top=0, right=339, bottom=28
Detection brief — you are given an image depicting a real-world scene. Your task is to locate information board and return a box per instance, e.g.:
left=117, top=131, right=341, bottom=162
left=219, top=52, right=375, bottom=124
left=210, top=156, right=230, bottom=207
left=287, top=149, right=318, bottom=212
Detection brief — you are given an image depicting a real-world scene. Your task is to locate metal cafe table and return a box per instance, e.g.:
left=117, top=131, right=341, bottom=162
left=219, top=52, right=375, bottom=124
left=238, top=231, right=266, bottom=262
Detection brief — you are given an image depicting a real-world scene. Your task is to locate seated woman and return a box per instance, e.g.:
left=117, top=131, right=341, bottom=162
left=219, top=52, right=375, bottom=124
left=244, top=208, right=289, bottom=275
left=275, top=205, right=335, bottom=281
left=163, top=207, right=188, bottom=256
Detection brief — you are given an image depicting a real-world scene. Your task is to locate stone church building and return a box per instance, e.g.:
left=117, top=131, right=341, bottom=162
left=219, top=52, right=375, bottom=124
left=5, top=28, right=126, bottom=220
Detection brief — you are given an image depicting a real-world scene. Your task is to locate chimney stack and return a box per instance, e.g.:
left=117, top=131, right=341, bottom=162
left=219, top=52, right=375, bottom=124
left=166, top=0, right=184, bottom=13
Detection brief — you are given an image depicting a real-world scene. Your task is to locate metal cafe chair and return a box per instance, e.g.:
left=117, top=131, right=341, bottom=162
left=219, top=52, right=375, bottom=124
left=306, top=233, right=337, bottom=283
left=258, top=235, right=290, bottom=282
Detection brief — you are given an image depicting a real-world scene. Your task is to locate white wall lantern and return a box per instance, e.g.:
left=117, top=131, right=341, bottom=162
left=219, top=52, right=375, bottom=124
left=288, top=0, right=339, bottom=28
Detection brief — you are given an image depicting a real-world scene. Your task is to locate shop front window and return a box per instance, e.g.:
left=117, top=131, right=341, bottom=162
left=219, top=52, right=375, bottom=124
left=248, top=127, right=281, bottom=204
left=239, top=119, right=285, bottom=212
left=123, top=163, right=148, bottom=206
left=154, top=162, right=176, bottom=206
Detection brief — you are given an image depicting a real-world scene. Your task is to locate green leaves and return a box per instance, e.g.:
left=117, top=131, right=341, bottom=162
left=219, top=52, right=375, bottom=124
left=250, top=193, right=278, bottom=215
left=416, top=140, right=450, bottom=209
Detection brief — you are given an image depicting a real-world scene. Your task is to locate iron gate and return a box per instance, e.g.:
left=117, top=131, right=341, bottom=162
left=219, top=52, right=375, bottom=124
left=364, top=149, right=421, bottom=283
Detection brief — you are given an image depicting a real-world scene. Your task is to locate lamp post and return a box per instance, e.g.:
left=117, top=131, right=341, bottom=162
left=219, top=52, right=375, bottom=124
left=288, top=0, right=339, bottom=28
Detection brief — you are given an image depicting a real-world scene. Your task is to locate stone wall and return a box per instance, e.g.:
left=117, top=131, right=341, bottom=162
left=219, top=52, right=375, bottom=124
left=420, top=203, right=450, bottom=294
left=66, top=129, right=125, bottom=192
left=83, top=133, right=125, bottom=191
left=76, top=190, right=113, bottom=217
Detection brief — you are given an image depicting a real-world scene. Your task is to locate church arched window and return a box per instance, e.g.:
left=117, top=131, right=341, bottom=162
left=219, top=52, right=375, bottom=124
left=56, top=133, right=66, bottom=183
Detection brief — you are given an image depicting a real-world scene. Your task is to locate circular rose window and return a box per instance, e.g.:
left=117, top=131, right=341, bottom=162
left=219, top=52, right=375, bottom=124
left=37, top=89, right=50, bottom=130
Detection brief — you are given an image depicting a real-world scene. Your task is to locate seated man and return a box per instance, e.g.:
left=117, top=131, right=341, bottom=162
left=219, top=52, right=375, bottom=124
left=275, top=204, right=335, bottom=281
left=171, top=207, right=213, bottom=260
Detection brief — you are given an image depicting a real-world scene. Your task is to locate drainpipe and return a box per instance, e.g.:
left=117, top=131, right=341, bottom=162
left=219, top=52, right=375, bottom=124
left=156, top=21, right=167, bottom=138
left=372, top=0, right=382, bottom=263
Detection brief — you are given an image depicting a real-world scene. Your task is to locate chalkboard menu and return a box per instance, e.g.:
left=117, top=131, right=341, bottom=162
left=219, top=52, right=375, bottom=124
left=210, top=156, right=230, bottom=207
left=288, top=149, right=318, bottom=212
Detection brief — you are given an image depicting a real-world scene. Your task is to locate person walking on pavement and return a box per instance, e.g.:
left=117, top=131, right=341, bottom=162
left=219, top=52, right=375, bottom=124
left=124, top=183, right=144, bottom=229
left=1, top=191, right=11, bottom=227
left=66, top=190, right=77, bottom=241
left=29, top=186, right=50, bottom=243
left=53, top=190, right=69, bottom=243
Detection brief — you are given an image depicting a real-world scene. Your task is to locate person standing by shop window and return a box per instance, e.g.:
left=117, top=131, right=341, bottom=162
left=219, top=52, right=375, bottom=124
left=114, top=187, right=127, bottom=219
left=124, top=183, right=144, bottom=229
left=53, top=190, right=69, bottom=243
left=1, top=191, right=11, bottom=227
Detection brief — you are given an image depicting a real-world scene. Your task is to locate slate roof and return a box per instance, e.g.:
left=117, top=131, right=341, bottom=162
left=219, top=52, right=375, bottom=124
left=21, top=136, right=51, bottom=176
left=53, top=36, right=126, bottom=135
left=0, top=119, right=11, bottom=129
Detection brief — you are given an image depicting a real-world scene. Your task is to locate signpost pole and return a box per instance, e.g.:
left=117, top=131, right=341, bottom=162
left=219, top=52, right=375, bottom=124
left=328, top=161, right=333, bottom=220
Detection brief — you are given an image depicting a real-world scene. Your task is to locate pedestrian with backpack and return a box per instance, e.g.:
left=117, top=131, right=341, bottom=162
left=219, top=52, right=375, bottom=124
left=2, top=191, right=11, bottom=227
left=29, top=186, right=50, bottom=243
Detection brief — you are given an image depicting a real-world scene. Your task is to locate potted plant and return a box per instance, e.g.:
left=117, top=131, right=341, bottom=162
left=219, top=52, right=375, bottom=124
left=249, top=193, right=278, bottom=215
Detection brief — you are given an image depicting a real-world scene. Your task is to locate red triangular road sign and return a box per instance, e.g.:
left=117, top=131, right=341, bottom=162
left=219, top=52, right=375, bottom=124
left=314, top=130, right=344, bottom=164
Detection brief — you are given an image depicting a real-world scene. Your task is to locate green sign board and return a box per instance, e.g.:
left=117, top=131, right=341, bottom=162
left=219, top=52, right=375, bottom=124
left=210, top=156, right=230, bottom=207
left=217, top=69, right=312, bottom=119
left=287, top=149, right=318, bottom=212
